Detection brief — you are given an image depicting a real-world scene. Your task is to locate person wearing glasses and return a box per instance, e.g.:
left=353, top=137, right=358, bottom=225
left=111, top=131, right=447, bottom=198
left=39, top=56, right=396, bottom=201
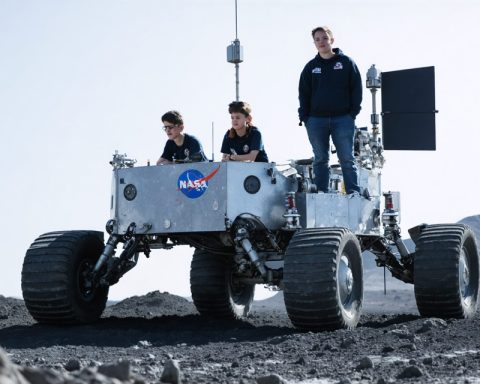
left=221, top=101, right=269, bottom=163
left=156, top=110, right=207, bottom=165
left=298, top=26, right=362, bottom=195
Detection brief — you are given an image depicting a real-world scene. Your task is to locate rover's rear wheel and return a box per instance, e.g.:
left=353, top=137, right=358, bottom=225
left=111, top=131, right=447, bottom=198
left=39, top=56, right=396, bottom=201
left=414, top=224, right=479, bottom=318
left=284, top=228, right=363, bottom=331
left=21, top=231, right=109, bottom=324
left=190, top=249, right=254, bottom=319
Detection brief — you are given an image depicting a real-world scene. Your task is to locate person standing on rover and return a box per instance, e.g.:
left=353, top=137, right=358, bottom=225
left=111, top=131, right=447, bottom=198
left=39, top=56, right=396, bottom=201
left=298, top=26, right=362, bottom=194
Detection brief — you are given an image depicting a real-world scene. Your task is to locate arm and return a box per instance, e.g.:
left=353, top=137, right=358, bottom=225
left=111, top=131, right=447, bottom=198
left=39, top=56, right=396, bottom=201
left=157, top=141, right=173, bottom=165
left=349, top=59, right=363, bottom=118
left=156, top=157, right=172, bottom=165
left=229, top=151, right=258, bottom=162
left=298, top=64, right=312, bottom=124
left=187, top=135, right=208, bottom=161
left=220, top=132, right=232, bottom=162
left=187, top=135, right=201, bottom=154
left=228, top=128, right=262, bottom=162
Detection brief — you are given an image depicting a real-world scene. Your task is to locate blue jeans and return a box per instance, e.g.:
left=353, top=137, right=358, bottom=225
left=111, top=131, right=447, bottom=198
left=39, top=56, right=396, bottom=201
left=305, top=115, right=360, bottom=194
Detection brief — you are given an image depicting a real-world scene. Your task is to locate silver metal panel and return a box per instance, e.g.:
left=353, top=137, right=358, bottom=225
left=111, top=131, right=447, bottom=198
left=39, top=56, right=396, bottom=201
left=225, top=162, right=296, bottom=229
left=113, top=163, right=228, bottom=234
left=111, top=162, right=296, bottom=234
left=296, top=193, right=381, bottom=235
left=294, top=166, right=382, bottom=235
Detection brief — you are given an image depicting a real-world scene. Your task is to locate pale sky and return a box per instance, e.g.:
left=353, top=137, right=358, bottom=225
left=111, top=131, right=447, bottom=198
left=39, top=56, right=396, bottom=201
left=1, top=0, right=479, bottom=300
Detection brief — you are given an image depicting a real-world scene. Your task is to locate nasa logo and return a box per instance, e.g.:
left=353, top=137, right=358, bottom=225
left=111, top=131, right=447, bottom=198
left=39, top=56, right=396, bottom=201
left=177, top=165, right=221, bottom=199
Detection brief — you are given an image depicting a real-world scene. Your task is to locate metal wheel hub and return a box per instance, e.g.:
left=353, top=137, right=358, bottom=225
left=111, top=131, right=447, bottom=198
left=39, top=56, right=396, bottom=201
left=339, top=255, right=353, bottom=303
left=78, top=260, right=96, bottom=300
left=459, top=248, right=470, bottom=298
left=229, top=271, right=249, bottom=304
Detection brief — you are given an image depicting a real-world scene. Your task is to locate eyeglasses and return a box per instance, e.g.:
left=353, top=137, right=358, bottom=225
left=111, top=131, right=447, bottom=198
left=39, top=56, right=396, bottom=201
left=163, top=125, right=178, bottom=131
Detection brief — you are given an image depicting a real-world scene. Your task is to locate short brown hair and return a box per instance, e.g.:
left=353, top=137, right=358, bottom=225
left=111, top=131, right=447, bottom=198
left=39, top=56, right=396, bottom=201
left=228, top=101, right=252, bottom=117
left=162, top=110, right=183, bottom=125
left=311, top=26, right=333, bottom=39
left=228, top=101, right=252, bottom=139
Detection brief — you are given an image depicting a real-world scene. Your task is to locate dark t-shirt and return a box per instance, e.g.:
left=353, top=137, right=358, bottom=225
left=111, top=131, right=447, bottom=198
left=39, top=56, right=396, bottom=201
left=220, top=126, right=269, bottom=162
left=161, top=133, right=207, bottom=162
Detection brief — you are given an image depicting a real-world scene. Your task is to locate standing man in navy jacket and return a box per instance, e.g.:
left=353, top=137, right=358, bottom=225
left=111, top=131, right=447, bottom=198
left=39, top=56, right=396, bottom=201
left=298, top=26, right=362, bottom=194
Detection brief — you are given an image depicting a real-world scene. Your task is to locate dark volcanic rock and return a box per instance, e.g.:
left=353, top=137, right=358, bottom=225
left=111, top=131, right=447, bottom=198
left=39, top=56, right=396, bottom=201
left=97, top=360, right=131, bottom=381
left=2, top=285, right=480, bottom=383
left=103, top=290, right=198, bottom=318
left=396, top=365, right=424, bottom=379
left=0, top=296, right=34, bottom=328
left=160, top=359, right=181, bottom=384
left=0, top=348, right=28, bottom=384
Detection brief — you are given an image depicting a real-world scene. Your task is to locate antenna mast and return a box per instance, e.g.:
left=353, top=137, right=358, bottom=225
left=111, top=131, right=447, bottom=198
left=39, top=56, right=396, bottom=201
left=226, top=0, right=243, bottom=101
left=211, top=122, right=215, bottom=161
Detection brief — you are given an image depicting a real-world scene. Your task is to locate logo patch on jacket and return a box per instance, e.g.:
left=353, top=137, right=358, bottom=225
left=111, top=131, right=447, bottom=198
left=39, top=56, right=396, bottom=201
left=312, top=67, right=322, bottom=74
left=333, top=62, right=343, bottom=70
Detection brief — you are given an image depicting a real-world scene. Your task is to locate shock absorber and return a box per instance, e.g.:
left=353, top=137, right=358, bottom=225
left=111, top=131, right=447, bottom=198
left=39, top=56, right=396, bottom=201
left=234, top=227, right=267, bottom=278
left=283, top=192, right=301, bottom=229
left=93, top=221, right=136, bottom=274
left=382, top=192, right=409, bottom=258
left=382, top=192, right=398, bottom=227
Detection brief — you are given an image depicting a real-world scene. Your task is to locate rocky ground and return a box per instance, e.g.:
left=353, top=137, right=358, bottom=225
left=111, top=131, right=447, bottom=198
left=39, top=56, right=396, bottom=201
left=2, top=286, right=480, bottom=384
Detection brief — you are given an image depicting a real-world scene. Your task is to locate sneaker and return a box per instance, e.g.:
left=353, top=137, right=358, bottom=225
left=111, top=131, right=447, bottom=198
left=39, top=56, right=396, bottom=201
left=362, top=188, right=371, bottom=200
left=347, top=190, right=360, bottom=198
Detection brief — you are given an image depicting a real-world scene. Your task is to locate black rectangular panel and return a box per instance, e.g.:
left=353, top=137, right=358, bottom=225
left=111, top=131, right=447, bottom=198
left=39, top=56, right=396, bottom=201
left=382, top=67, right=435, bottom=113
left=382, top=113, right=436, bottom=150
left=381, top=66, right=436, bottom=150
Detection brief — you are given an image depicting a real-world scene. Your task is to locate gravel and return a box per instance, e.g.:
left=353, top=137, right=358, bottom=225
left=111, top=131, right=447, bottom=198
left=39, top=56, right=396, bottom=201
left=2, top=289, right=480, bottom=383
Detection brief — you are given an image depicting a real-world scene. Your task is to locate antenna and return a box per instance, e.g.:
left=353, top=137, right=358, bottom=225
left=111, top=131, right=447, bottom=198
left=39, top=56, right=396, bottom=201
left=226, top=0, right=243, bottom=101
left=211, top=122, right=215, bottom=162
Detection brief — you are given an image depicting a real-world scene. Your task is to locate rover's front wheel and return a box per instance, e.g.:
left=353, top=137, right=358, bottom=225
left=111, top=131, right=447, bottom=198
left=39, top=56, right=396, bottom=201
left=414, top=224, right=479, bottom=318
left=21, top=231, right=109, bottom=324
left=190, top=249, right=254, bottom=319
left=284, top=228, right=363, bottom=331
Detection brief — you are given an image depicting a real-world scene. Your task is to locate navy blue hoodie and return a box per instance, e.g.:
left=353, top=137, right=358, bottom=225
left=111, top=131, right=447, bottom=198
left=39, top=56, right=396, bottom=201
left=298, top=48, right=362, bottom=123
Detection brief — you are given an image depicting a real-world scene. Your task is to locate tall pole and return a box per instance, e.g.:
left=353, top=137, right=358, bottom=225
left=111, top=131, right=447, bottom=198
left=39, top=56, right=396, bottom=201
left=226, top=0, right=243, bottom=101
left=211, top=122, right=215, bottom=161
left=235, top=63, right=239, bottom=101
left=234, top=0, right=239, bottom=101
left=235, top=0, right=238, bottom=39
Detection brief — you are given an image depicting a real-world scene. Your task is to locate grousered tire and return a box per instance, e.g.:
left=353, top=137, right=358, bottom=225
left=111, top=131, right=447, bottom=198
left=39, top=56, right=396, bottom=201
left=414, top=224, right=479, bottom=318
left=284, top=228, right=363, bottom=331
left=21, top=231, right=109, bottom=324
left=190, top=249, right=254, bottom=319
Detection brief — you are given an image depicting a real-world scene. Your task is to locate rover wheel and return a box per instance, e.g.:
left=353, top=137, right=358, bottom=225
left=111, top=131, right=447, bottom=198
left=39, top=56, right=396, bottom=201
left=414, top=224, right=479, bottom=318
left=21, top=231, right=109, bottom=324
left=190, top=249, right=254, bottom=319
left=284, top=228, right=363, bottom=331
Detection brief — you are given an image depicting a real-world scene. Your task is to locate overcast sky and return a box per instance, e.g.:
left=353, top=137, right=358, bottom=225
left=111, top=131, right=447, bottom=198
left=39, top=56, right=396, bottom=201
left=1, top=0, right=479, bottom=300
